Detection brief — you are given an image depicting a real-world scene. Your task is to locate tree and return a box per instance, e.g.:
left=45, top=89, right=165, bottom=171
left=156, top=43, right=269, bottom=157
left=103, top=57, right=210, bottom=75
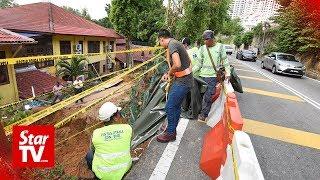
left=63, top=6, right=81, bottom=16
left=93, top=4, right=113, bottom=29
left=94, top=17, right=113, bottom=29
left=56, top=56, right=88, bottom=81
left=221, top=18, right=244, bottom=36
left=109, top=0, right=165, bottom=66
left=0, top=0, right=17, bottom=8
left=175, top=0, right=231, bottom=42
left=63, top=6, right=91, bottom=20
left=81, top=8, right=91, bottom=20
left=242, top=32, right=254, bottom=49
left=233, top=34, right=242, bottom=49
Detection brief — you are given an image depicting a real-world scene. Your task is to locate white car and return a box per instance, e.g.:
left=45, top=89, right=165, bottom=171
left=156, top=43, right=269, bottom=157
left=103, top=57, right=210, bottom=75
left=224, top=45, right=233, bottom=55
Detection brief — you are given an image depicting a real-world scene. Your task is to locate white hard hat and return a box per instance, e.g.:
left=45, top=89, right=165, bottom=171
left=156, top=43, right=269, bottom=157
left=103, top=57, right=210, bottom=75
left=98, top=102, right=122, bottom=121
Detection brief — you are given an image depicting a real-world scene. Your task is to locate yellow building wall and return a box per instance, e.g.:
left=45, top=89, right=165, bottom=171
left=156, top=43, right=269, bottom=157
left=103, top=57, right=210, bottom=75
left=51, top=35, right=116, bottom=75
left=0, top=34, right=117, bottom=105
left=0, top=46, right=19, bottom=105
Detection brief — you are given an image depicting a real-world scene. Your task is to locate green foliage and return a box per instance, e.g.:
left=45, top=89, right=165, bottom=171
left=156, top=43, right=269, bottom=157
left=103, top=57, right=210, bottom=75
left=94, top=17, right=113, bottom=28
left=221, top=18, right=244, bottom=36
left=56, top=56, right=88, bottom=81
left=4, top=110, right=31, bottom=126
left=0, top=0, right=17, bottom=8
left=242, top=32, right=254, bottom=49
left=175, top=0, right=231, bottom=41
left=252, top=23, right=263, bottom=38
left=270, top=0, right=320, bottom=63
left=63, top=6, right=91, bottom=20
left=109, top=0, right=165, bottom=42
left=233, top=34, right=243, bottom=48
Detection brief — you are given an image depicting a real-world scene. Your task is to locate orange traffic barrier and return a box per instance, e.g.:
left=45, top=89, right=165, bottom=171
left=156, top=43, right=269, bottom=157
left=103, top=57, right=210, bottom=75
left=200, top=92, right=244, bottom=179
left=200, top=120, right=227, bottom=179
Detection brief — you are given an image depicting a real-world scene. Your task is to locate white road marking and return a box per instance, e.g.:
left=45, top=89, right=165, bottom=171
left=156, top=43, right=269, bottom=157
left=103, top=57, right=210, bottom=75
left=238, top=60, right=320, bottom=111
left=149, top=118, right=189, bottom=180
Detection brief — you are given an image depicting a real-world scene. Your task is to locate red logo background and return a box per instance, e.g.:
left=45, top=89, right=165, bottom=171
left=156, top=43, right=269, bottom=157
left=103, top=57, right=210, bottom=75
left=12, top=125, right=55, bottom=168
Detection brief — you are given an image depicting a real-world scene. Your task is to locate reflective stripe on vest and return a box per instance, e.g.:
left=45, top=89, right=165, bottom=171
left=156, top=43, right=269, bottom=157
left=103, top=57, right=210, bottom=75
left=97, top=162, right=130, bottom=172
left=92, top=124, right=132, bottom=180
left=95, top=150, right=130, bottom=160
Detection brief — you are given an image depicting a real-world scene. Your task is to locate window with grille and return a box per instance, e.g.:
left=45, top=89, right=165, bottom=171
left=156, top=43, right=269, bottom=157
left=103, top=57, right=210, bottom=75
left=60, top=41, right=71, bottom=55
left=88, top=41, right=100, bottom=53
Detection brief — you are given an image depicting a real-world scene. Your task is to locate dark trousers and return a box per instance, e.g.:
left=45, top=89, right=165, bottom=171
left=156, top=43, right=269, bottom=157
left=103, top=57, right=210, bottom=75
left=85, top=149, right=94, bottom=170
left=85, top=149, right=99, bottom=179
left=75, top=88, right=84, bottom=103
left=51, top=94, right=63, bottom=105
left=200, top=77, right=217, bottom=118
left=166, top=83, right=190, bottom=134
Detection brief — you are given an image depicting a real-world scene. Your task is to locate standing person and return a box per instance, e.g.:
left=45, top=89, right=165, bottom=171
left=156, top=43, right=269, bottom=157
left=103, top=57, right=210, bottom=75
left=181, top=37, right=202, bottom=118
left=157, top=29, right=193, bottom=143
left=51, top=81, right=64, bottom=105
left=73, top=76, right=84, bottom=103
left=85, top=102, right=132, bottom=180
left=193, top=30, right=231, bottom=122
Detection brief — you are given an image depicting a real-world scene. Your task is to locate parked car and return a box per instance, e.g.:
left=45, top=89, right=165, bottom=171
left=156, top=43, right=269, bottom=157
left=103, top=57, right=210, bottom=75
left=224, top=45, right=233, bottom=55
left=236, top=50, right=257, bottom=61
left=261, top=52, right=306, bottom=78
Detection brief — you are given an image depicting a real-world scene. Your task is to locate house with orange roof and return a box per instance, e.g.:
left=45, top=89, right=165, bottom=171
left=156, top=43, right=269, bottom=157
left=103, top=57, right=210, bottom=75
left=0, top=2, right=121, bottom=105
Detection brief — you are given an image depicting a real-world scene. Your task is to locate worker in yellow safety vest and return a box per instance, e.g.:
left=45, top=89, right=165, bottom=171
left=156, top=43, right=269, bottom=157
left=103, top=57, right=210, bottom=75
left=182, top=38, right=201, bottom=77
left=85, top=102, right=132, bottom=180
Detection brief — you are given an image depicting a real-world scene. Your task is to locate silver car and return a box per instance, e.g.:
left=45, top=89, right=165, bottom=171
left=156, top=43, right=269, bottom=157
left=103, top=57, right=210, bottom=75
left=261, top=52, right=306, bottom=78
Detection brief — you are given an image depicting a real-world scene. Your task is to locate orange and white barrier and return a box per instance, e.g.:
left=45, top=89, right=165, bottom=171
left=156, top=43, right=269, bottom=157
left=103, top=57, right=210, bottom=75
left=207, top=81, right=233, bottom=127
left=200, top=82, right=244, bottom=179
left=218, top=131, right=264, bottom=180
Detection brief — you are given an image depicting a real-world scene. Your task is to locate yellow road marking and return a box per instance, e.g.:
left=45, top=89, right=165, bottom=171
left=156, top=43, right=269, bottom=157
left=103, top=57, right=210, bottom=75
left=235, top=68, right=256, bottom=73
left=239, top=76, right=272, bottom=83
left=243, top=119, right=320, bottom=150
left=243, top=87, right=304, bottom=102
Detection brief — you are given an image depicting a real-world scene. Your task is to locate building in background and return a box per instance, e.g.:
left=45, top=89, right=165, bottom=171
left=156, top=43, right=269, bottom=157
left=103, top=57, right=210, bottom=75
left=228, top=0, right=280, bottom=31
left=0, top=2, right=121, bottom=105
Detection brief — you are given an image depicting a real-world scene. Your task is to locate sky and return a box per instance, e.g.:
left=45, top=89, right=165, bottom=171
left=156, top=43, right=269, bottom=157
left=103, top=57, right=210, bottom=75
left=15, top=0, right=112, bottom=20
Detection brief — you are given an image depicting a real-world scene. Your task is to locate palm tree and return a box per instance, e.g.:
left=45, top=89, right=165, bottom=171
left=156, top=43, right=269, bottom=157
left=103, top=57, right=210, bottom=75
left=56, top=56, right=88, bottom=81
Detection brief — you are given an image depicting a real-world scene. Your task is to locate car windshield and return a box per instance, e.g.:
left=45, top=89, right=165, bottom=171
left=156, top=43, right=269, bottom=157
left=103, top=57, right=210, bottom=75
left=277, top=54, right=298, bottom=62
left=224, top=45, right=232, bottom=49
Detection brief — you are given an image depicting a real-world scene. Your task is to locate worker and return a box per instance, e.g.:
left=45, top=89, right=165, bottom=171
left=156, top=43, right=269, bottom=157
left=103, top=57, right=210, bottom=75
left=157, top=29, right=192, bottom=143
left=51, top=81, right=64, bottom=105
left=73, top=76, right=84, bottom=103
left=182, top=38, right=201, bottom=77
left=85, top=102, right=132, bottom=180
left=193, top=30, right=231, bottom=122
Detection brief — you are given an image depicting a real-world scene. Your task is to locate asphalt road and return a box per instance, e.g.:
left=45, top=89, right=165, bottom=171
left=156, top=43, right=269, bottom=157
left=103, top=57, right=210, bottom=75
left=232, top=55, right=320, bottom=180
left=125, top=54, right=320, bottom=180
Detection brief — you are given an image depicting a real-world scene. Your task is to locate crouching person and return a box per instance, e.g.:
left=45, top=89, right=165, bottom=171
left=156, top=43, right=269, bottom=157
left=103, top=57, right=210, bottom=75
left=85, top=102, right=132, bottom=180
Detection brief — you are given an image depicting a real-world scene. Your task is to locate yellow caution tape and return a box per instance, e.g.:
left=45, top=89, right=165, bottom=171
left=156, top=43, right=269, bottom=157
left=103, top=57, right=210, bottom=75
left=0, top=47, right=163, bottom=65
left=54, top=84, right=127, bottom=129
left=231, top=144, right=240, bottom=180
left=223, top=83, right=239, bottom=180
left=4, top=51, right=165, bottom=135
left=0, top=68, right=129, bottom=110
left=108, top=47, right=163, bottom=54
left=133, top=61, right=165, bottom=81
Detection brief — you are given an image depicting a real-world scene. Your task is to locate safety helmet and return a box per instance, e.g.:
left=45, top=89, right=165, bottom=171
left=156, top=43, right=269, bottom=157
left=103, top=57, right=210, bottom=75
left=98, top=102, right=122, bottom=121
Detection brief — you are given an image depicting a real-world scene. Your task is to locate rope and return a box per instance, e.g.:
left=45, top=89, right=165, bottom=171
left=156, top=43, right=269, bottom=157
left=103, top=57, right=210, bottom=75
left=222, top=83, right=239, bottom=180
left=55, top=121, right=103, bottom=147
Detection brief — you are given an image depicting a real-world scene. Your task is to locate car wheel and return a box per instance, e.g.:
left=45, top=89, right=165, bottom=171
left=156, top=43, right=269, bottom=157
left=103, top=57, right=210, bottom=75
left=261, top=62, right=265, bottom=69
left=272, top=66, right=277, bottom=74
